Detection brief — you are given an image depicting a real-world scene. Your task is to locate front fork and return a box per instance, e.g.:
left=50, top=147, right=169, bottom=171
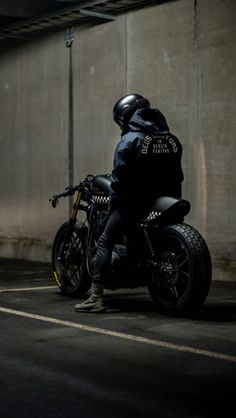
left=58, top=191, right=83, bottom=264
left=70, top=190, right=83, bottom=221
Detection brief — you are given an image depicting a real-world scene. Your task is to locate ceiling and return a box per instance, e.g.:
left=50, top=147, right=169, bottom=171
left=0, top=0, right=172, bottom=41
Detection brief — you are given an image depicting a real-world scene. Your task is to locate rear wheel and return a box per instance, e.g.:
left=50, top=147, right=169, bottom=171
left=148, top=223, right=212, bottom=315
left=52, top=222, right=91, bottom=296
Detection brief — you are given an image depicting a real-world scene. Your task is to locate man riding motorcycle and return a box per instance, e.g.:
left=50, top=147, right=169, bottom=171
left=74, top=94, right=184, bottom=313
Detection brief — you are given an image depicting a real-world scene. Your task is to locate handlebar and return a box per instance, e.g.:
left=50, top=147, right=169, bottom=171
left=49, top=186, right=78, bottom=208
left=49, top=175, right=95, bottom=208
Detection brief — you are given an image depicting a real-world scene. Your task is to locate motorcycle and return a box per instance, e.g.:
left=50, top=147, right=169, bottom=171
left=50, top=174, right=212, bottom=315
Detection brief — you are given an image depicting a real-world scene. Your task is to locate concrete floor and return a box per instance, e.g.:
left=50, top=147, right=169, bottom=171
left=0, top=258, right=235, bottom=418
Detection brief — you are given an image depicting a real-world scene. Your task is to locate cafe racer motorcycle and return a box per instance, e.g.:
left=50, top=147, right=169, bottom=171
left=50, top=174, right=212, bottom=316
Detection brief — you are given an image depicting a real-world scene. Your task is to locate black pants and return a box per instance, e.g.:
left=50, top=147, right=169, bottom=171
left=93, top=208, right=139, bottom=284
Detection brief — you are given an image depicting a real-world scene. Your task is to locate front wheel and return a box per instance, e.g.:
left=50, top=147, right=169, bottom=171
left=148, top=223, right=212, bottom=315
left=52, top=221, right=91, bottom=296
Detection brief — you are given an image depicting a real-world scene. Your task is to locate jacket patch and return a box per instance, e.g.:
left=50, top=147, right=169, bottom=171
left=140, top=135, right=153, bottom=154
left=140, top=134, right=179, bottom=155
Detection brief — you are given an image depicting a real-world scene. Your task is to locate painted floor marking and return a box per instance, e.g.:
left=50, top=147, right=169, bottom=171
left=0, top=286, right=57, bottom=292
left=0, top=306, right=236, bottom=364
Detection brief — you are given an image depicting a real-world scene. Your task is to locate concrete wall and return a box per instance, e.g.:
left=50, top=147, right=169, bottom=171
left=0, top=33, right=70, bottom=259
left=0, top=0, right=235, bottom=280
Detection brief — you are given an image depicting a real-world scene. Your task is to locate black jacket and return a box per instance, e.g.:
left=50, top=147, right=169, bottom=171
left=110, top=107, right=184, bottom=216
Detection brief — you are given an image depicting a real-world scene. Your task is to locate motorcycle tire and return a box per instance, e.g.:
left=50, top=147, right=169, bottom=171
left=52, top=221, right=91, bottom=296
left=148, top=223, right=212, bottom=316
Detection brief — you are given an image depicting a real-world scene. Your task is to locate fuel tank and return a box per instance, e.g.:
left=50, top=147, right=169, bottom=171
left=91, top=174, right=111, bottom=196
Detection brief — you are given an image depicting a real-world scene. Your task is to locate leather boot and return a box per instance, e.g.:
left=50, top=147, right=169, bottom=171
left=74, top=281, right=105, bottom=313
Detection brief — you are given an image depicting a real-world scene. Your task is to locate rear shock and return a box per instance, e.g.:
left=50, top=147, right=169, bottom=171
left=142, top=226, right=155, bottom=258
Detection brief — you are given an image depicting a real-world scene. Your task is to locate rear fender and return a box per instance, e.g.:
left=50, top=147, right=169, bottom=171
left=146, top=196, right=190, bottom=225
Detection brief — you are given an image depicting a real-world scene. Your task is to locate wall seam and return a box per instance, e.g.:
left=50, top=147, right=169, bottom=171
left=126, top=13, right=128, bottom=93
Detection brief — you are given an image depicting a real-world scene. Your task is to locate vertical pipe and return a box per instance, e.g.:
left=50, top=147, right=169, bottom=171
left=68, top=43, right=74, bottom=214
left=191, top=0, right=207, bottom=234
left=192, top=0, right=199, bottom=131
left=65, top=28, right=75, bottom=214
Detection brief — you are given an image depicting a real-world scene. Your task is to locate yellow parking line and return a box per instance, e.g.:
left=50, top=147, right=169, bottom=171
left=0, top=306, right=236, bottom=364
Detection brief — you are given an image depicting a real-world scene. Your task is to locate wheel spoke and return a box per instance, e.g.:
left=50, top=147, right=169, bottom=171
left=68, top=266, right=82, bottom=285
left=178, top=257, right=188, bottom=268
left=52, top=225, right=91, bottom=295
left=175, top=252, right=183, bottom=260
left=170, top=286, right=179, bottom=299
left=68, top=235, right=85, bottom=262
left=179, top=269, right=190, bottom=278
left=71, top=241, right=82, bottom=254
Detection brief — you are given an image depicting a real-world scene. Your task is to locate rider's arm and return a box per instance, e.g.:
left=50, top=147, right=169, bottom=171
left=109, top=136, right=135, bottom=212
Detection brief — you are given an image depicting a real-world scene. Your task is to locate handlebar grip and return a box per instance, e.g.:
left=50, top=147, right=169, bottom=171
left=55, top=186, right=76, bottom=199
left=49, top=187, right=75, bottom=207
left=54, top=191, right=69, bottom=199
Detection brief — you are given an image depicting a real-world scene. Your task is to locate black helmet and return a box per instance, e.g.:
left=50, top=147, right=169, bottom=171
left=113, top=94, right=150, bottom=129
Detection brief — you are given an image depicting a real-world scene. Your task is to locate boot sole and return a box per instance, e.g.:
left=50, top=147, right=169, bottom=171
left=74, top=306, right=106, bottom=313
